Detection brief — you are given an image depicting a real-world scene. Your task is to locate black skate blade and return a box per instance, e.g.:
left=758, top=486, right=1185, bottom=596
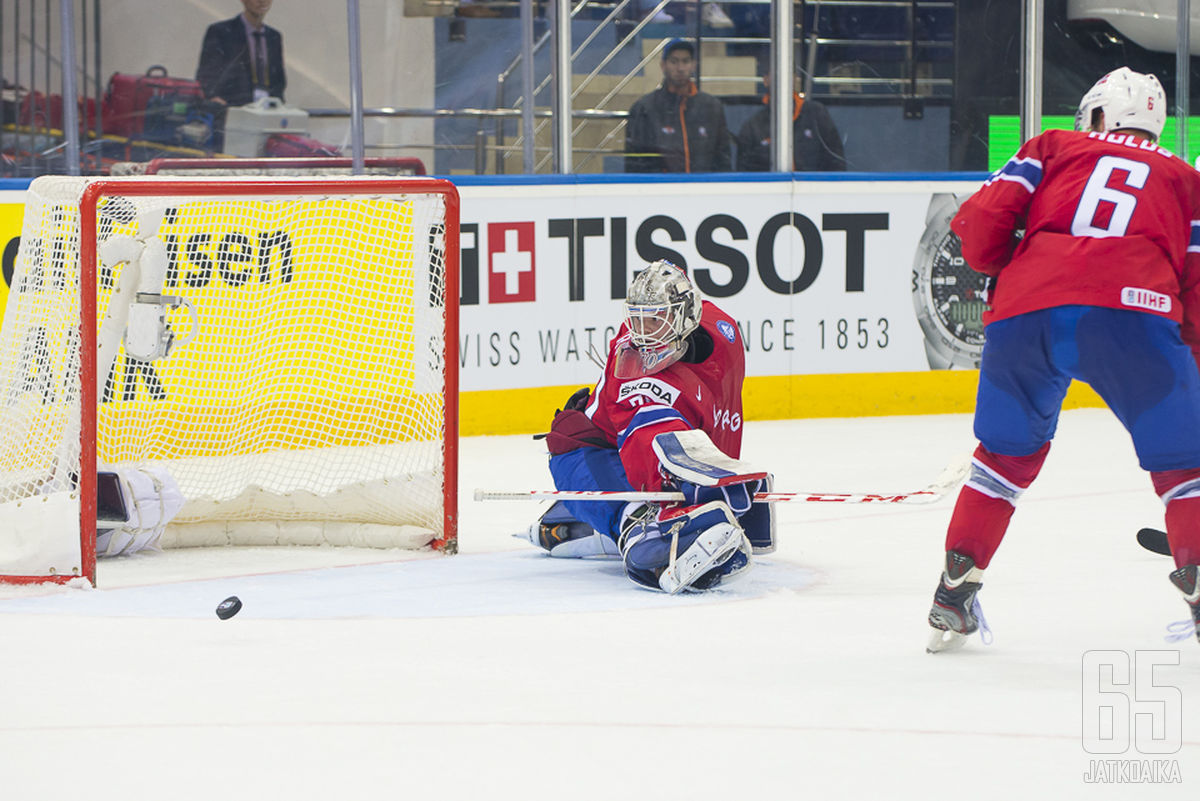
left=1136, top=527, right=1171, bottom=557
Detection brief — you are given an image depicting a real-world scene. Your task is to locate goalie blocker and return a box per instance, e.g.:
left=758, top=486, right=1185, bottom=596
left=651, top=429, right=775, bottom=554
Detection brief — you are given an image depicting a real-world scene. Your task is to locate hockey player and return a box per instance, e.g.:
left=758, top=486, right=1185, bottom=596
left=524, top=260, right=774, bottom=593
left=926, top=67, right=1200, bottom=652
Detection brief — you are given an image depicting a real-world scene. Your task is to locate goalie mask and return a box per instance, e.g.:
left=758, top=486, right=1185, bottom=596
left=1075, top=67, right=1165, bottom=141
left=613, top=260, right=703, bottom=379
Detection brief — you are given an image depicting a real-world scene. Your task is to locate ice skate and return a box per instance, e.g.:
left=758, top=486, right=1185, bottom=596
left=520, top=501, right=590, bottom=550
left=927, top=550, right=987, bottom=653
left=518, top=501, right=620, bottom=558
left=1168, top=565, right=1200, bottom=642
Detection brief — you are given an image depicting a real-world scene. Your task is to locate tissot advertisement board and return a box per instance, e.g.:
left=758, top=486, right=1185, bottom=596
left=455, top=179, right=983, bottom=392
left=0, top=178, right=988, bottom=397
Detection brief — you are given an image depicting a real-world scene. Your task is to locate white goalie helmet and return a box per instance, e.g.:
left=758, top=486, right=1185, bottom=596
left=1074, top=67, right=1166, bottom=140
left=614, top=260, right=703, bottom=378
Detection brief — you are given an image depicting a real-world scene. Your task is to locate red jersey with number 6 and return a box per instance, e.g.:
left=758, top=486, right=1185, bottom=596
left=951, top=128, right=1200, bottom=351
left=584, top=300, right=746, bottom=492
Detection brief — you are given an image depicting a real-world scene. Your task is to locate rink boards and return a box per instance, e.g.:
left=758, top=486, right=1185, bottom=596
left=0, top=175, right=1105, bottom=435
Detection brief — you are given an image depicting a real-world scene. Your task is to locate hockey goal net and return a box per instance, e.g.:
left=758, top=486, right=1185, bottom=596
left=0, top=175, right=459, bottom=585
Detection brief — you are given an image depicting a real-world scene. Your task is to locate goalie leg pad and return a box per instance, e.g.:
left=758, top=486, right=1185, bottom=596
left=619, top=500, right=753, bottom=594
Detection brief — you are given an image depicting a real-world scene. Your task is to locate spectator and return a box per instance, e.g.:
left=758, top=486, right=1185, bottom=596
left=736, top=70, right=846, bottom=172
left=196, top=0, right=287, bottom=109
left=625, top=38, right=732, bottom=173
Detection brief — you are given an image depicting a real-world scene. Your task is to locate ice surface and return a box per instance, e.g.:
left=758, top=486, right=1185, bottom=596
left=1, top=409, right=1196, bottom=799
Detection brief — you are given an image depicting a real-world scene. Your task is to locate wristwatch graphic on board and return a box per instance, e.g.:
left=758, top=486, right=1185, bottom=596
left=911, top=192, right=988, bottom=369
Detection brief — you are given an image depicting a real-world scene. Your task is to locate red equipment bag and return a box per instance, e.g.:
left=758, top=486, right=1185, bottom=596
left=102, top=65, right=204, bottom=139
left=16, top=90, right=50, bottom=128
left=263, top=133, right=342, bottom=158
left=17, top=91, right=97, bottom=133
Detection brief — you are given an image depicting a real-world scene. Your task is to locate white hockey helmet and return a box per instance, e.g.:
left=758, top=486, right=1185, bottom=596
left=1074, top=67, right=1166, bottom=140
left=614, top=260, right=703, bottom=377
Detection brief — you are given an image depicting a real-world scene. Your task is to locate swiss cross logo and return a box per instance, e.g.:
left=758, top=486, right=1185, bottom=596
left=488, top=222, right=536, bottom=303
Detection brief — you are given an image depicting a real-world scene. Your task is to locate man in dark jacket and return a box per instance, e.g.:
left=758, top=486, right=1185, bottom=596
left=196, top=0, right=286, bottom=107
left=625, top=38, right=731, bottom=173
left=736, top=70, right=845, bottom=172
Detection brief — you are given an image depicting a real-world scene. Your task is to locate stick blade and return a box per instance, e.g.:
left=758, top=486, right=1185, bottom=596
left=932, top=456, right=972, bottom=494
left=1136, top=527, right=1172, bottom=556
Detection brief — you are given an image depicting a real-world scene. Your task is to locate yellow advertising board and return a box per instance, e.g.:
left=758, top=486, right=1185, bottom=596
left=5, top=191, right=444, bottom=461
left=96, top=196, right=434, bottom=459
left=0, top=197, right=25, bottom=315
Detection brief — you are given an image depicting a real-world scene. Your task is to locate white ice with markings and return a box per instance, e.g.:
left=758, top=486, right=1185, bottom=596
left=1, top=409, right=1196, bottom=799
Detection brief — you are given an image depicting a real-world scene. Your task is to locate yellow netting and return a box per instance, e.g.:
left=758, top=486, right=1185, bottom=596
left=0, top=176, right=450, bottom=567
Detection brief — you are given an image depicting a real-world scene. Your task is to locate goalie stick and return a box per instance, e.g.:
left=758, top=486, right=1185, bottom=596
left=476, top=458, right=970, bottom=506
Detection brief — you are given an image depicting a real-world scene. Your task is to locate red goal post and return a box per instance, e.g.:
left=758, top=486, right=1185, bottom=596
left=0, top=176, right=459, bottom=585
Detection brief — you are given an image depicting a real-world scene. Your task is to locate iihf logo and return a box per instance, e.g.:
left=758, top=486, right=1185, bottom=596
left=716, top=320, right=736, bottom=343
left=1121, top=286, right=1170, bottom=313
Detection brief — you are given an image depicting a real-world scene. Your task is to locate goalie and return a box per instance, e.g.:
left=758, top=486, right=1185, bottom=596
left=523, top=260, right=774, bottom=593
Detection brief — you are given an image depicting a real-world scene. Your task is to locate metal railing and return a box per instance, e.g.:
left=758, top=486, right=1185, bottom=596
left=0, top=0, right=957, bottom=177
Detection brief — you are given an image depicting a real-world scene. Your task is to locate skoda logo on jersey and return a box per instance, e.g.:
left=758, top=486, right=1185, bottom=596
left=617, top=377, right=678, bottom=406
left=716, top=320, right=736, bottom=343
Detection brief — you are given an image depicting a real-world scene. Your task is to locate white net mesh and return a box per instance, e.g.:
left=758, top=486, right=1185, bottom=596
left=0, top=175, right=453, bottom=580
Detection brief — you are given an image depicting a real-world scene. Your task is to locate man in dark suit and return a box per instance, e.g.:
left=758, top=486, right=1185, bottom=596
left=196, top=0, right=287, bottom=147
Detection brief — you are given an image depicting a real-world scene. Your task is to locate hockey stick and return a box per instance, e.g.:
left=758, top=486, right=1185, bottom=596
left=475, top=457, right=970, bottom=506
left=1137, top=527, right=1171, bottom=556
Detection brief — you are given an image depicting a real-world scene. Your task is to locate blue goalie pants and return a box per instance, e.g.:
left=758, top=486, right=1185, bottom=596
left=548, top=447, right=632, bottom=541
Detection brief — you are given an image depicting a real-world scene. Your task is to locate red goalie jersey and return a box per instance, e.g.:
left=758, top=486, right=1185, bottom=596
left=951, top=129, right=1200, bottom=352
left=584, top=300, right=746, bottom=491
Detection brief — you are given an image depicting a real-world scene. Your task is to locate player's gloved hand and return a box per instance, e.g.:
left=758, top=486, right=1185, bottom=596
left=673, top=477, right=763, bottom=517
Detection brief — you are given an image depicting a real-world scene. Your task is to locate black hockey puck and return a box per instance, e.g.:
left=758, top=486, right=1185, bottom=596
left=215, top=596, right=243, bottom=620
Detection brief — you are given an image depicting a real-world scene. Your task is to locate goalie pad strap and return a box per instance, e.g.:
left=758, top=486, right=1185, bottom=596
left=652, top=430, right=767, bottom=488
